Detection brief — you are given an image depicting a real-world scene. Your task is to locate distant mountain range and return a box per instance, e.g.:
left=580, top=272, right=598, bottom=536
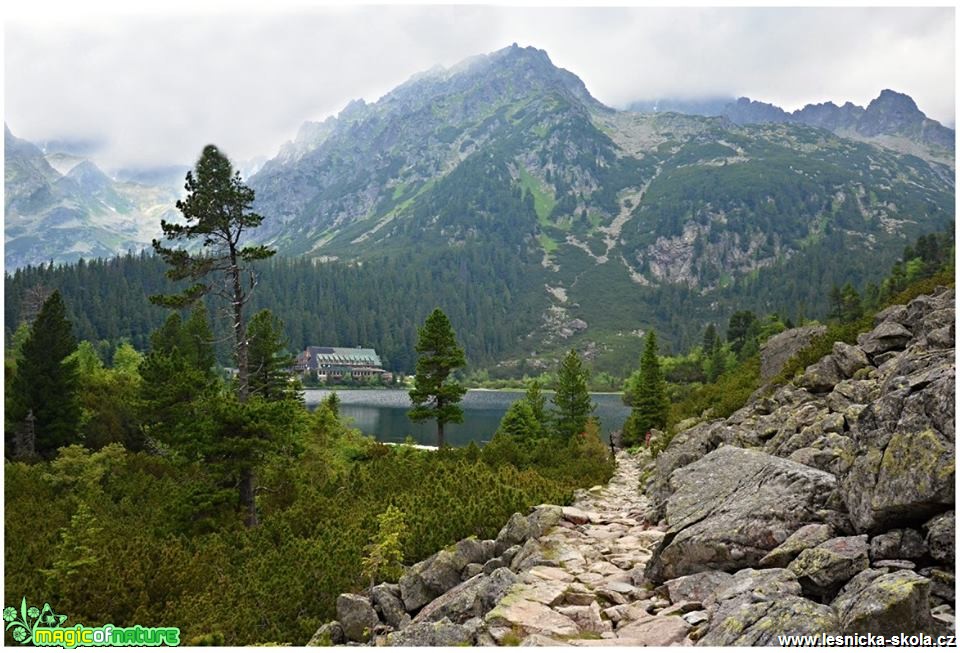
left=4, top=125, right=180, bottom=271
left=4, top=45, right=955, bottom=370
left=627, top=90, right=954, bottom=162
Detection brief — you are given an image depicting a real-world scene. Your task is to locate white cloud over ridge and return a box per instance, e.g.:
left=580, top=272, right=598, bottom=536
left=5, top=6, right=954, bottom=170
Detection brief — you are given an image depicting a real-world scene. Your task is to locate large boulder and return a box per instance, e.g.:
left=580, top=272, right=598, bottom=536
left=399, top=549, right=464, bottom=612
left=799, top=357, right=843, bottom=393
left=306, top=621, right=344, bottom=646
left=699, top=596, right=838, bottom=646
left=924, top=511, right=955, bottom=564
left=644, top=446, right=849, bottom=584
left=859, top=321, right=913, bottom=358
left=760, top=325, right=827, bottom=383
left=495, top=513, right=534, bottom=554
left=787, top=536, right=869, bottom=599
left=832, top=342, right=871, bottom=379
left=336, top=593, right=380, bottom=643
left=840, top=368, right=955, bottom=532
left=371, top=584, right=408, bottom=629
left=645, top=422, right=730, bottom=521
left=831, top=569, right=932, bottom=636
left=414, top=567, right=517, bottom=624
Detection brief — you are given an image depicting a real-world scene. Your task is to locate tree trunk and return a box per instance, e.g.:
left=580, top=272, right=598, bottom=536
left=437, top=421, right=445, bottom=449
left=240, top=466, right=258, bottom=527
left=230, top=261, right=249, bottom=402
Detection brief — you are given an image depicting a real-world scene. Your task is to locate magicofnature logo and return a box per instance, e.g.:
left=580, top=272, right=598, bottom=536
left=3, top=598, right=179, bottom=648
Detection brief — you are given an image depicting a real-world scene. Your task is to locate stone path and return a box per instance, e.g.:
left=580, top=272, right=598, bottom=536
left=482, top=452, right=697, bottom=646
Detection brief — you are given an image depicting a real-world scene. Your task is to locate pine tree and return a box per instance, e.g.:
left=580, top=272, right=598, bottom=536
left=9, top=291, right=80, bottom=459
left=408, top=308, right=467, bottom=447
left=623, top=331, right=669, bottom=447
left=524, top=379, right=547, bottom=426
left=551, top=349, right=594, bottom=440
left=150, top=145, right=275, bottom=527
left=702, top=323, right=718, bottom=356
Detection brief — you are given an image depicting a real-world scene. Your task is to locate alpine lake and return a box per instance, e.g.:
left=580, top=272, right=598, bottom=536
left=303, top=388, right=631, bottom=447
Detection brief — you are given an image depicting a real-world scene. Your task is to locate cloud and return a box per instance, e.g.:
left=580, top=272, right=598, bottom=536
left=4, top=6, right=954, bottom=170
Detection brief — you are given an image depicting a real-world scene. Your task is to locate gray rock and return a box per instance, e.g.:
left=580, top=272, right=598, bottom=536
left=840, top=370, right=955, bottom=532
left=832, top=569, right=932, bottom=636
left=414, top=567, right=517, bottom=624
left=710, top=568, right=803, bottom=620
left=386, top=617, right=475, bottom=646
left=760, top=325, right=827, bottom=383
left=496, top=513, right=533, bottom=554
left=700, top=596, right=838, bottom=646
left=306, top=621, right=344, bottom=646
left=336, top=593, right=380, bottom=643
left=452, top=537, right=488, bottom=568
left=759, top=523, right=836, bottom=568
left=860, top=321, right=913, bottom=357
left=528, top=505, right=563, bottom=536
left=371, top=583, right=408, bottom=629
left=661, top=570, right=733, bottom=604
left=462, top=563, right=484, bottom=581
left=645, top=422, right=730, bottom=521
left=787, top=535, right=869, bottom=599
left=399, top=564, right=434, bottom=613
left=924, top=511, right=955, bottom=564
left=868, top=529, right=928, bottom=562
left=645, top=446, right=848, bottom=584
left=922, top=568, right=955, bottom=604
left=399, top=549, right=465, bottom=613
left=832, top=342, right=871, bottom=378
left=482, top=557, right=506, bottom=575
left=501, top=544, right=522, bottom=567
left=871, top=559, right=916, bottom=570
left=480, top=539, right=498, bottom=561
left=800, top=357, right=843, bottom=393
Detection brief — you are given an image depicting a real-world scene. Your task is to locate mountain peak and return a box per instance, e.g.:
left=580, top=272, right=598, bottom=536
left=870, top=89, right=920, bottom=114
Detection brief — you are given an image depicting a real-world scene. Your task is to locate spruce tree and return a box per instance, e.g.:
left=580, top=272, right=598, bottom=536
left=524, top=379, right=547, bottom=426
left=623, top=331, right=669, bottom=447
left=551, top=349, right=594, bottom=440
left=9, top=291, right=81, bottom=459
left=247, top=310, right=298, bottom=401
left=151, top=145, right=275, bottom=527
left=408, top=308, right=466, bottom=447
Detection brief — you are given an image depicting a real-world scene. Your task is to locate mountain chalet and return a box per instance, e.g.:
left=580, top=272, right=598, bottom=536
left=294, top=346, right=393, bottom=383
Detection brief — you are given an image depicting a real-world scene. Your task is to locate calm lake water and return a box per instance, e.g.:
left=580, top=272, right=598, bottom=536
left=303, top=388, right=630, bottom=447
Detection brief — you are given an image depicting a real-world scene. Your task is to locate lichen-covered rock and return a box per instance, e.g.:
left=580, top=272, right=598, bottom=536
left=336, top=593, right=380, bottom=643
left=840, top=370, right=955, bottom=533
left=462, top=563, right=484, bottom=580
left=399, top=549, right=465, bottom=612
left=759, top=523, right=836, bottom=568
left=832, top=342, right=871, bottom=378
left=645, top=446, right=848, bottom=583
left=924, top=511, right=955, bottom=564
left=787, top=536, right=869, bottom=599
left=699, top=596, right=838, bottom=646
left=371, top=584, right=408, bottom=629
left=452, top=537, right=488, bottom=568
left=832, top=569, right=932, bottom=636
left=306, top=621, right=344, bottom=646
left=708, top=568, right=803, bottom=625
left=661, top=570, right=732, bottom=604
left=555, top=601, right=610, bottom=634
left=496, top=513, right=534, bottom=554
left=528, top=505, right=563, bottom=536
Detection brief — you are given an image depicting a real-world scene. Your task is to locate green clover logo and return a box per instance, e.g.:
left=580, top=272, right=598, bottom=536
left=3, top=597, right=66, bottom=645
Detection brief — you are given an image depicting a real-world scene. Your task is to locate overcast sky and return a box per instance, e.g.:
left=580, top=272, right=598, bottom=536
left=5, top=5, right=955, bottom=171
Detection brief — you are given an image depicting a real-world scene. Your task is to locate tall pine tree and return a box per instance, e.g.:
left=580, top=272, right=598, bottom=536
left=623, top=331, right=669, bottom=447
left=9, top=291, right=80, bottom=459
left=408, top=308, right=466, bottom=447
left=552, top=349, right=594, bottom=440
left=150, top=145, right=275, bottom=527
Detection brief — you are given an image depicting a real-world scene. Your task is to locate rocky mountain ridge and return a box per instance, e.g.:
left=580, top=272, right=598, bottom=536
left=4, top=124, right=179, bottom=271
left=307, top=284, right=954, bottom=645
left=630, top=89, right=954, bottom=163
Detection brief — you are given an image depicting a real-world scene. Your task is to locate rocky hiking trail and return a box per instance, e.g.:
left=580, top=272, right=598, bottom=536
left=312, top=286, right=955, bottom=647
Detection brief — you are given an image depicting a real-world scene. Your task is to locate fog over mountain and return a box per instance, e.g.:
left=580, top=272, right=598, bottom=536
left=5, top=6, right=953, bottom=170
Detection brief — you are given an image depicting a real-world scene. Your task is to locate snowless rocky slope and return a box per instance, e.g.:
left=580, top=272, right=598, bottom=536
left=310, top=286, right=954, bottom=646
